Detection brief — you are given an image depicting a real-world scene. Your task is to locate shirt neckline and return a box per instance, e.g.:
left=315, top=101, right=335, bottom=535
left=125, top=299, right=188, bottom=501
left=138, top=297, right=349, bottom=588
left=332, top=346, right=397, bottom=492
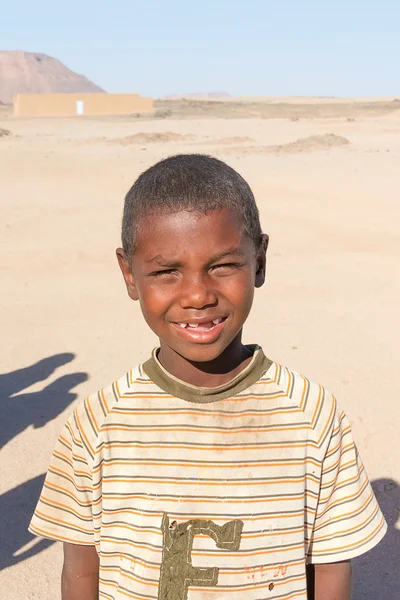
left=142, top=345, right=273, bottom=403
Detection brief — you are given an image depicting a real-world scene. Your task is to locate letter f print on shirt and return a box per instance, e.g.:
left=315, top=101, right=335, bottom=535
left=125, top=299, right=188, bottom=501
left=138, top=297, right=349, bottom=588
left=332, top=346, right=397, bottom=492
left=158, top=513, right=243, bottom=600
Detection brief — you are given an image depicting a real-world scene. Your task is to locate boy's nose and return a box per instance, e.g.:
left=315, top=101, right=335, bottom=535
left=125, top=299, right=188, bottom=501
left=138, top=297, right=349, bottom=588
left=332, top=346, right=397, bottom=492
left=179, top=276, right=217, bottom=309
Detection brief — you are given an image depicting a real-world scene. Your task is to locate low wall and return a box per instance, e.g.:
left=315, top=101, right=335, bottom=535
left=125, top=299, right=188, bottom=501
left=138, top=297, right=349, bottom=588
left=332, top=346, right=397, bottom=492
left=14, top=94, right=154, bottom=117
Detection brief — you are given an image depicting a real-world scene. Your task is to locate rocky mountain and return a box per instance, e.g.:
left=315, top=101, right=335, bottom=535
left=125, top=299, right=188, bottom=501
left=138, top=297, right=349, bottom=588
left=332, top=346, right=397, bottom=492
left=0, top=51, right=105, bottom=104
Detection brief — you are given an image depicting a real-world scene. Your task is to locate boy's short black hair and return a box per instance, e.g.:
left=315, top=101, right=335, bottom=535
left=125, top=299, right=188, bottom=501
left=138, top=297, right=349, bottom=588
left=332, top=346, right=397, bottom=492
left=121, top=154, right=262, bottom=257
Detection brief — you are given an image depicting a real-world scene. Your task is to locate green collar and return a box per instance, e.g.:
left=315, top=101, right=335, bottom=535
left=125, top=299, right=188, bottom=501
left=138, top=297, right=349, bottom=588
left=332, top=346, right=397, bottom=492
left=142, top=345, right=272, bottom=403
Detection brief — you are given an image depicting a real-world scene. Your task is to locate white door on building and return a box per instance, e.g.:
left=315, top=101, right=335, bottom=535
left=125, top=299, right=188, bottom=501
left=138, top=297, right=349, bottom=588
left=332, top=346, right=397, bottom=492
left=76, top=100, right=84, bottom=115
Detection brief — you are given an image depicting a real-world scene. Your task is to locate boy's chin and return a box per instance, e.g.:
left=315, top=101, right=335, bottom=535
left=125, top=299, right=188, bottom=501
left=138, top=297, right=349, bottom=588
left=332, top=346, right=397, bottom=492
left=166, top=340, right=230, bottom=364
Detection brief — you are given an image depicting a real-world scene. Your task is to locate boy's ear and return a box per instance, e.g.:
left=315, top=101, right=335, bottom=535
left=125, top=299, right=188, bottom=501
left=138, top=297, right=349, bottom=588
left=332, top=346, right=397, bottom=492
left=116, top=248, right=139, bottom=301
left=255, top=233, right=269, bottom=288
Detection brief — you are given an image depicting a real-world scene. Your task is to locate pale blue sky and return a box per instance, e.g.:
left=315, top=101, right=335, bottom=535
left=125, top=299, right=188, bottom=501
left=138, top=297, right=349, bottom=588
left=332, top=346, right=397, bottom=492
left=2, top=0, right=399, bottom=97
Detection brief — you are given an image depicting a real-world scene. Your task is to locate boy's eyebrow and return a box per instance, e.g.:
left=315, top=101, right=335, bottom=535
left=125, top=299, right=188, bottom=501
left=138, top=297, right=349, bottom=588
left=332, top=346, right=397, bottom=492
left=149, top=247, right=245, bottom=267
left=150, top=256, right=182, bottom=267
left=208, top=247, right=246, bottom=263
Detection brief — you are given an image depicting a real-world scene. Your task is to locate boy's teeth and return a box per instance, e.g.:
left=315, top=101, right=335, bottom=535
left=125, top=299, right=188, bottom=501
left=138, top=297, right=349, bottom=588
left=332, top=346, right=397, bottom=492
left=177, top=319, right=224, bottom=329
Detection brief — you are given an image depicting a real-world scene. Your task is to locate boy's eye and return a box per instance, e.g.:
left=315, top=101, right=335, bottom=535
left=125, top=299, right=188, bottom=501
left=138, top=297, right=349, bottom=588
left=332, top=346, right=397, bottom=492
left=212, top=263, right=242, bottom=272
left=151, top=269, right=177, bottom=277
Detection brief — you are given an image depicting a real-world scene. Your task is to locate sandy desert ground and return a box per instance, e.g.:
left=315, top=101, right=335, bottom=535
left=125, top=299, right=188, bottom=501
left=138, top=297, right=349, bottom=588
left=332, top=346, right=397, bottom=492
left=1, top=98, right=399, bottom=599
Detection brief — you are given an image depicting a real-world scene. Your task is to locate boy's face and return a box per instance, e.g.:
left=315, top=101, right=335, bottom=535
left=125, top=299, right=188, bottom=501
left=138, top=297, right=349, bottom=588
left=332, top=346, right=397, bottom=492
left=117, top=207, right=267, bottom=365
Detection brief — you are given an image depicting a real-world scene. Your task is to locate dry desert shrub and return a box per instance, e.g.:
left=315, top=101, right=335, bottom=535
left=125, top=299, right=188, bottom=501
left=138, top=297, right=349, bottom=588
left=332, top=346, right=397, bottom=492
left=225, top=133, right=350, bottom=156
left=273, top=133, right=350, bottom=153
left=198, top=136, right=254, bottom=145
left=0, top=127, right=11, bottom=137
left=109, top=132, right=195, bottom=145
left=154, top=109, right=173, bottom=118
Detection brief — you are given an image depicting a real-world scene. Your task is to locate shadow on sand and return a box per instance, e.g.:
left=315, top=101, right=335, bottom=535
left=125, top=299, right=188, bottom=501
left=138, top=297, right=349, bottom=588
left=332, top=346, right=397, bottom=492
left=0, top=474, right=52, bottom=570
left=0, top=353, right=87, bottom=449
left=0, top=353, right=88, bottom=570
left=353, top=478, right=400, bottom=600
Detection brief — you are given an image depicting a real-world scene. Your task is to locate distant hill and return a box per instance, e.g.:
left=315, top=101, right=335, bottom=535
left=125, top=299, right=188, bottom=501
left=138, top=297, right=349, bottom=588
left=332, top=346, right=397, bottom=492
left=0, top=51, right=105, bottom=104
left=164, top=92, right=231, bottom=100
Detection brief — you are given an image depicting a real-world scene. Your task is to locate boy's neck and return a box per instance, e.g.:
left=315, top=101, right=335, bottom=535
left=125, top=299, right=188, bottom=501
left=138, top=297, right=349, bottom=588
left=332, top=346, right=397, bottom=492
left=157, top=337, right=253, bottom=388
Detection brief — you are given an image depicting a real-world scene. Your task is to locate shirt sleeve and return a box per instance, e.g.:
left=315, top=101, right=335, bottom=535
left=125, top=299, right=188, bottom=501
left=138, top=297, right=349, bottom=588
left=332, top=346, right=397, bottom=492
left=29, top=409, right=95, bottom=545
left=307, top=399, right=387, bottom=563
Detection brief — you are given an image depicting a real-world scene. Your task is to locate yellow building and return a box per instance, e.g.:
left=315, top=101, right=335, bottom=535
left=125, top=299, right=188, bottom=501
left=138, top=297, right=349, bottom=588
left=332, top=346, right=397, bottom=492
left=14, top=93, right=153, bottom=117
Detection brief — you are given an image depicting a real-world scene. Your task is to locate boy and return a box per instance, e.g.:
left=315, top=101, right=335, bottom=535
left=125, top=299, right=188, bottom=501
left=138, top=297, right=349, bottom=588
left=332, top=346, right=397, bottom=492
left=30, top=154, right=386, bottom=600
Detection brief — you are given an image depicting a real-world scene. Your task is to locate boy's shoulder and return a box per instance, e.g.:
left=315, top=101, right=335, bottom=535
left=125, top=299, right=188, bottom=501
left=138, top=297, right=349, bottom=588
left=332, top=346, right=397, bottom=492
left=66, top=363, right=143, bottom=461
left=264, top=360, right=339, bottom=448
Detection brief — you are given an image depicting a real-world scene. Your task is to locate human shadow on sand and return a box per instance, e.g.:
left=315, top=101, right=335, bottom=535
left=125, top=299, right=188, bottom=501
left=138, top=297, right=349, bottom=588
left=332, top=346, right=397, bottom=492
left=0, top=352, right=87, bottom=449
left=0, top=353, right=88, bottom=570
left=0, top=474, right=53, bottom=570
left=353, top=478, right=400, bottom=600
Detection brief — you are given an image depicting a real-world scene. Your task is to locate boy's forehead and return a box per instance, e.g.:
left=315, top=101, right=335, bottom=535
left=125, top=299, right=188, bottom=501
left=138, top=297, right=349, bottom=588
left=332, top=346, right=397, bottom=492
left=134, top=207, right=248, bottom=255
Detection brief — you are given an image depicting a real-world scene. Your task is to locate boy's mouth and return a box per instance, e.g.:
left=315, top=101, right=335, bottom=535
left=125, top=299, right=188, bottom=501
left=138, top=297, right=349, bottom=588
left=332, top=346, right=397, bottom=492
left=175, top=317, right=226, bottom=331
left=171, top=317, right=228, bottom=342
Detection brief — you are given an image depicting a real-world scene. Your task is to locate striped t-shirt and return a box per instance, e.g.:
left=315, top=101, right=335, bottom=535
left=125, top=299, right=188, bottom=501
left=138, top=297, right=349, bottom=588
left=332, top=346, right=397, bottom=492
left=30, top=346, right=386, bottom=600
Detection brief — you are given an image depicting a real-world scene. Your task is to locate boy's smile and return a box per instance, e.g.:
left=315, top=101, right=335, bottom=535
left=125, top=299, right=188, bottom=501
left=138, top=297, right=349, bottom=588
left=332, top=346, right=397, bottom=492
left=117, top=207, right=267, bottom=385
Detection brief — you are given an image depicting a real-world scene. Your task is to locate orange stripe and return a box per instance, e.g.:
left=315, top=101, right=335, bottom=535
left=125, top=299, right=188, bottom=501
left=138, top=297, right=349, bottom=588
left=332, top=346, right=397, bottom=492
left=317, top=396, right=335, bottom=446
left=120, top=393, right=287, bottom=403
left=285, top=366, right=293, bottom=397
left=94, top=476, right=313, bottom=488
left=86, top=397, right=100, bottom=433
left=100, top=424, right=311, bottom=434
left=100, top=388, right=110, bottom=413
left=219, top=558, right=305, bottom=575
left=99, top=555, right=159, bottom=571
left=101, top=567, right=158, bottom=588
left=311, top=515, right=385, bottom=554
left=75, top=410, right=95, bottom=455
left=58, top=433, right=72, bottom=450
left=53, top=450, right=91, bottom=477
left=114, top=379, right=123, bottom=399
left=35, top=509, right=93, bottom=534
left=132, top=374, right=276, bottom=387
left=99, top=557, right=306, bottom=577
left=101, top=506, right=305, bottom=522
left=40, top=494, right=92, bottom=521
left=192, top=543, right=304, bottom=558
left=65, top=421, right=83, bottom=448
left=29, top=523, right=93, bottom=544
left=319, top=458, right=361, bottom=490
left=99, top=582, right=152, bottom=600
left=311, top=385, right=322, bottom=428
left=192, top=574, right=306, bottom=593
left=57, top=446, right=87, bottom=465
left=101, top=566, right=306, bottom=594
left=319, top=464, right=365, bottom=503
left=95, top=441, right=317, bottom=453
left=100, top=493, right=306, bottom=504
left=101, top=587, right=306, bottom=600
left=314, top=489, right=374, bottom=531
left=50, top=465, right=92, bottom=492
left=317, top=476, right=369, bottom=519
left=46, top=481, right=92, bottom=506
left=100, top=536, right=304, bottom=558
left=299, top=375, right=308, bottom=411
left=92, top=457, right=321, bottom=474
left=321, top=446, right=356, bottom=477
left=313, top=503, right=379, bottom=542
left=111, top=408, right=300, bottom=418
left=100, top=521, right=303, bottom=540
